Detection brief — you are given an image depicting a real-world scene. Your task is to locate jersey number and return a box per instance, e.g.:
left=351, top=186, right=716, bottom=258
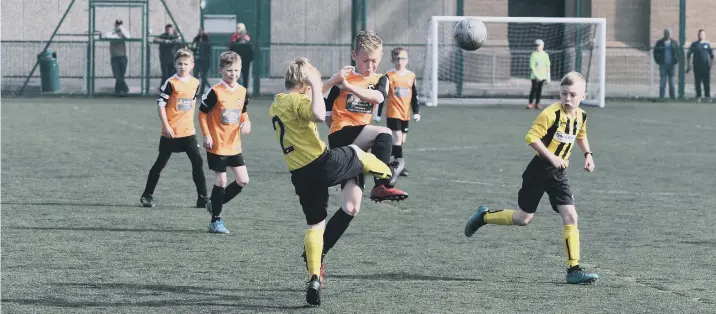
left=272, top=116, right=295, bottom=154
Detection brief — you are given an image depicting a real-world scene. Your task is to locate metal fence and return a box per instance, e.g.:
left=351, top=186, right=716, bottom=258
left=2, top=40, right=713, bottom=99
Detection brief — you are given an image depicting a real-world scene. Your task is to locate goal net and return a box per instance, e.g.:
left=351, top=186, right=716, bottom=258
left=420, top=16, right=606, bottom=107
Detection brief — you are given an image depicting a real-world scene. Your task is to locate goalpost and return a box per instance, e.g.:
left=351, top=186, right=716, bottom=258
left=421, top=16, right=607, bottom=108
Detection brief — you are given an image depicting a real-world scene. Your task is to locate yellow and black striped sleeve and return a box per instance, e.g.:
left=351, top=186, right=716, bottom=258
left=577, top=113, right=587, bottom=139
left=525, top=110, right=556, bottom=145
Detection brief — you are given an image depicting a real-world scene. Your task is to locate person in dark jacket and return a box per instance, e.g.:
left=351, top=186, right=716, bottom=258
left=154, top=24, right=181, bottom=85
left=687, top=29, right=714, bottom=100
left=653, top=28, right=680, bottom=99
left=229, top=23, right=254, bottom=90
left=192, top=28, right=211, bottom=93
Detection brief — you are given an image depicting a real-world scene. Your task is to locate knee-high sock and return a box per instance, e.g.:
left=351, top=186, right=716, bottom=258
left=223, top=181, right=243, bottom=204
left=372, top=133, right=393, bottom=186
left=322, top=209, right=354, bottom=255
left=360, top=152, right=391, bottom=179
left=483, top=209, right=515, bottom=225
left=305, top=228, right=325, bottom=278
left=563, top=224, right=580, bottom=268
left=210, top=185, right=225, bottom=221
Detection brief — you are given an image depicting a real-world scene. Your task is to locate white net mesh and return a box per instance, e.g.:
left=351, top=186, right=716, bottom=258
left=420, top=17, right=605, bottom=107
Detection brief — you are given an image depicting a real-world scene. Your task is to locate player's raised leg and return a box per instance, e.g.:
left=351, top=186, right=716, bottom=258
left=352, top=125, right=407, bottom=201
left=391, top=129, right=407, bottom=176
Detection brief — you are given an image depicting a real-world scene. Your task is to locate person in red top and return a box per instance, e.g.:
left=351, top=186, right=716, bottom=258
left=228, top=23, right=254, bottom=89
left=140, top=48, right=208, bottom=209
left=199, top=51, right=251, bottom=234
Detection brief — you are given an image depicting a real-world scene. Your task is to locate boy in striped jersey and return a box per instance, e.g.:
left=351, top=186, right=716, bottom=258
left=375, top=47, right=421, bottom=177
left=464, top=72, right=599, bottom=284
left=140, top=48, right=208, bottom=209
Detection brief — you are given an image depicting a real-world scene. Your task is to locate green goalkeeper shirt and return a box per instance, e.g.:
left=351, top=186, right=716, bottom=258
left=530, top=51, right=551, bottom=80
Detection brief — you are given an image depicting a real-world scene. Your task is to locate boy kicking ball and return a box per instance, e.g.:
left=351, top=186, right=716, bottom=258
left=464, top=71, right=599, bottom=284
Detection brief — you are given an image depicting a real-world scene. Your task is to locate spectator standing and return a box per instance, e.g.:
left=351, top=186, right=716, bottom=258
left=192, top=28, right=212, bottom=93
left=104, top=19, right=130, bottom=95
left=155, top=24, right=181, bottom=85
left=653, top=28, right=680, bottom=100
left=687, top=29, right=714, bottom=100
left=229, top=23, right=254, bottom=90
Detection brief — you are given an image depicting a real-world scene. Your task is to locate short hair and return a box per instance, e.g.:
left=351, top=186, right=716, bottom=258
left=535, top=39, right=544, bottom=46
left=354, top=30, right=383, bottom=53
left=165, top=24, right=173, bottom=29
left=174, top=48, right=194, bottom=62
left=284, top=57, right=320, bottom=89
left=560, top=71, right=585, bottom=87
left=391, top=47, right=407, bottom=60
left=219, top=51, right=241, bottom=69
left=699, top=28, right=705, bottom=33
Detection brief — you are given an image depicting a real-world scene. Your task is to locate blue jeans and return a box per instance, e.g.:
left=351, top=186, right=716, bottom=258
left=111, top=56, right=129, bottom=94
left=659, top=64, right=675, bottom=99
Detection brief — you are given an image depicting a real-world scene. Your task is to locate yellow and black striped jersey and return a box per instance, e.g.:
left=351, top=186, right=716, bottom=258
left=525, top=102, right=587, bottom=165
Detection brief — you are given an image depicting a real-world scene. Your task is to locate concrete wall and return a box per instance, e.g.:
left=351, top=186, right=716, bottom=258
left=0, top=0, right=201, bottom=41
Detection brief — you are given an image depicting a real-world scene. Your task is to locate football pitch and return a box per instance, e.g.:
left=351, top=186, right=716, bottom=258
left=2, top=97, right=715, bottom=313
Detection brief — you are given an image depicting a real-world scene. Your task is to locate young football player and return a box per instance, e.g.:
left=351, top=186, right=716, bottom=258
left=140, top=48, right=208, bottom=209
left=374, top=47, right=421, bottom=176
left=464, top=72, right=599, bottom=284
left=198, top=51, right=251, bottom=234
left=270, top=57, right=394, bottom=306
left=313, top=31, right=408, bottom=280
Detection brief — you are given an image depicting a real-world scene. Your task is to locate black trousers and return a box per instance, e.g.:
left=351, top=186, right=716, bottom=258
left=529, top=79, right=545, bottom=104
left=694, top=69, right=711, bottom=98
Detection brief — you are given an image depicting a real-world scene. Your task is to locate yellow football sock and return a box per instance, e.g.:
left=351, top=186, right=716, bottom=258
left=305, top=229, right=324, bottom=278
left=563, top=224, right=580, bottom=268
left=359, top=152, right=391, bottom=179
left=483, top=209, right=515, bottom=225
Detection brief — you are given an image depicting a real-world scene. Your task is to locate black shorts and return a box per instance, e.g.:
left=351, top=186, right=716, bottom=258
left=387, top=118, right=409, bottom=133
left=207, top=152, right=245, bottom=173
left=159, top=135, right=200, bottom=153
left=517, top=156, right=574, bottom=214
left=290, top=147, right=364, bottom=225
left=328, top=125, right=367, bottom=190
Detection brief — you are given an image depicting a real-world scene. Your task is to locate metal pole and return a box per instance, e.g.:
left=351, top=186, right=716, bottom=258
left=17, top=0, right=77, bottom=95
left=575, top=0, right=582, bottom=73
left=456, top=0, right=464, bottom=97
left=160, top=0, right=187, bottom=44
left=678, top=0, right=686, bottom=99
left=351, top=0, right=358, bottom=66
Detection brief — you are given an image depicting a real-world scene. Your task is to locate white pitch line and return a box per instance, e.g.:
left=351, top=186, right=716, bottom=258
left=432, top=178, right=702, bottom=197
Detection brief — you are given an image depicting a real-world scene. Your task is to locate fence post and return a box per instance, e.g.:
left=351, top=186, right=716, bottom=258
left=678, top=0, right=686, bottom=99
left=649, top=48, right=654, bottom=97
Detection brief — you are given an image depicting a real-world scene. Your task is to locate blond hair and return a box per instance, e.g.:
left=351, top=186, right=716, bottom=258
left=174, top=48, right=194, bottom=62
left=354, top=30, right=383, bottom=53
left=391, top=47, right=407, bottom=61
left=219, top=51, right=241, bottom=69
left=284, top=57, right=320, bottom=89
left=560, top=71, right=585, bottom=87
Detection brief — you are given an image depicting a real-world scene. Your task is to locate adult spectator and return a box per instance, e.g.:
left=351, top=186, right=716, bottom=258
left=104, top=19, right=131, bottom=96
left=229, top=23, right=254, bottom=89
left=687, top=29, right=714, bottom=100
left=653, top=28, right=680, bottom=99
left=154, top=24, right=181, bottom=85
left=192, top=28, right=211, bottom=93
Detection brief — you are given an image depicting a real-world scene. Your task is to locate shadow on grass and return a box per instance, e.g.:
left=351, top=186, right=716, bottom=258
left=331, top=271, right=483, bottom=282
left=2, top=282, right=307, bottom=310
left=8, top=226, right=203, bottom=234
left=1, top=201, right=132, bottom=208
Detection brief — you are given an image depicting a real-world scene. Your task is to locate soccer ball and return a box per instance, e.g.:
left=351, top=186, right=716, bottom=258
left=454, top=18, right=487, bottom=51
